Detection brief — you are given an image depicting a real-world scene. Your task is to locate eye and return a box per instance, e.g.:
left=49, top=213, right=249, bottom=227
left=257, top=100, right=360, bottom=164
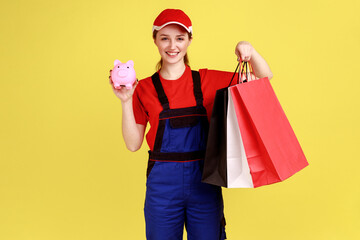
left=127, top=66, right=129, bottom=68
left=177, top=38, right=184, bottom=41
left=117, top=66, right=120, bottom=68
left=161, top=37, right=168, bottom=41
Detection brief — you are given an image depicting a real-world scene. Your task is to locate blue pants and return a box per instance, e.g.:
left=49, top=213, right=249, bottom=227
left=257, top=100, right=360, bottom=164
left=144, top=160, right=226, bottom=240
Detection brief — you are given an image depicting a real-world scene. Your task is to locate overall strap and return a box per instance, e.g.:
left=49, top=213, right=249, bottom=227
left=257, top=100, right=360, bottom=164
left=151, top=70, right=204, bottom=110
left=191, top=70, right=203, bottom=106
left=151, top=72, right=170, bottom=110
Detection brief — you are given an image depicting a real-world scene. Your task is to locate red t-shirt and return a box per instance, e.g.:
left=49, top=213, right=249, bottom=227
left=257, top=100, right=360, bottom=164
left=133, top=65, right=237, bottom=150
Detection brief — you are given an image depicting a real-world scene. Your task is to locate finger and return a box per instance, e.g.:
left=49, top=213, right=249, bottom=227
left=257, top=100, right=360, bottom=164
left=109, top=78, right=115, bottom=87
left=241, top=54, right=251, bottom=62
left=240, top=54, right=246, bottom=62
left=237, top=47, right=246, bottom=61
left=235, top=50, right=242, bottom=62
left=235, top=45, right=241, bottom=57
left=130, top=79, right=139, bottom=87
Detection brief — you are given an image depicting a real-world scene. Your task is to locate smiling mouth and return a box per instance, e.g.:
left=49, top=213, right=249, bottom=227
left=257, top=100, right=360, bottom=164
left=166, top=52, right=179, bottom=56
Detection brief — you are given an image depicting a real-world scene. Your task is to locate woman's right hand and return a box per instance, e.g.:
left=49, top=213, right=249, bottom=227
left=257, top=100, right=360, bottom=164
left=109, top=70, right=138, bottom=103
left=109, top=70, right=145, bottom=152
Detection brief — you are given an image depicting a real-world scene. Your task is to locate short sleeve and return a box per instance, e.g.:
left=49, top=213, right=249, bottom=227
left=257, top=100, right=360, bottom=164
left=132, top=83, right=148, bottom=126
left=199, top=68, right=238, bottom=90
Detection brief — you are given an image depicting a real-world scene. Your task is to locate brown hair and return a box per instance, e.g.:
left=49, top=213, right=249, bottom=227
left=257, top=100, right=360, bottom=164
left=153, top=30, right=192, bottom=71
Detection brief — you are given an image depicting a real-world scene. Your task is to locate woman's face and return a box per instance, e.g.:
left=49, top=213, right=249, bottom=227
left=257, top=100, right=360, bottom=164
left=154, top=24, right=192, bottom=66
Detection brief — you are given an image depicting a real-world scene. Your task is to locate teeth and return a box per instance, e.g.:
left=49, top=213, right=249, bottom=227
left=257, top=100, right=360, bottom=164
left=167, top=52, right=178, bottom=56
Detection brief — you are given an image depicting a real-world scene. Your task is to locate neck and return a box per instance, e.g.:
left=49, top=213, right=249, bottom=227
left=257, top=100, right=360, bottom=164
left=160, top=62, right=186, bottom=80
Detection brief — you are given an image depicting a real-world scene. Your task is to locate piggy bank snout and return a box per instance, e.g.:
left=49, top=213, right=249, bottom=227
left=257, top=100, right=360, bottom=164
left=116, top=69, right=129, bottom=77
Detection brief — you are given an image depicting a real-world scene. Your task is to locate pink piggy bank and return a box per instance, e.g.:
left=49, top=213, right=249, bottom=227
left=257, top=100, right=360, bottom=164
left=111, top=60, right=136, bottom=89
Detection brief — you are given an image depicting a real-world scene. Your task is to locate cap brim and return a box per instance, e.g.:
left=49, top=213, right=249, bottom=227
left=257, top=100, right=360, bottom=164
left=152, top=22, right=192, bottom=33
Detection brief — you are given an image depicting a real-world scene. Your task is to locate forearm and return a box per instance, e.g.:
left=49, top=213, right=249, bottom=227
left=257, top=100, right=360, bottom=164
left=249, top=50, right=273, bottom=80
left=235, top=41, right=273, bottom=80
left=121, top=100, right=144, bottom=152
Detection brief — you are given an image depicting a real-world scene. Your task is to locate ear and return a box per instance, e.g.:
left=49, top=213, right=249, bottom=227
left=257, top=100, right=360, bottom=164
left=114, top=59, right=121, bottom=66
left=126, top=60, right=134, bottom=67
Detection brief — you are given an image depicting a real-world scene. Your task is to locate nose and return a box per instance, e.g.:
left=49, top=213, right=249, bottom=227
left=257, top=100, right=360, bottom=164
left=169, top=39, right=176, bottom=50
left=117, top=69, right=127, bottom=78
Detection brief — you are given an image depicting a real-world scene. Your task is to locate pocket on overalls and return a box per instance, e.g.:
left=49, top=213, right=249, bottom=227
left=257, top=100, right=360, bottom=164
left=160, top=116, right=208, bottom=153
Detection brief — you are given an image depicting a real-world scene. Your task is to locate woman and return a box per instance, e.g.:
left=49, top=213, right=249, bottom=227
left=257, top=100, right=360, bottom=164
left=110, top=9, right=272, bottom=240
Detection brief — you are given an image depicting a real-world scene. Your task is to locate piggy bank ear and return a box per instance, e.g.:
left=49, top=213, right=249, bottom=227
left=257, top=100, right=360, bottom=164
left=126, top=60, right=134, bottom=67
left=114, top=59, right=121, bottom=66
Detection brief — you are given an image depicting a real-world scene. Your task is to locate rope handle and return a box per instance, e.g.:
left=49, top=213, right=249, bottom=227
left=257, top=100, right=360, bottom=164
left=228, top=59, right=256, bottom=87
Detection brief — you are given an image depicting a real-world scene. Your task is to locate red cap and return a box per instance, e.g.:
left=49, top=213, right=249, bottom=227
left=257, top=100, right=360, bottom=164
left=153, top=9, right=193, bottom=34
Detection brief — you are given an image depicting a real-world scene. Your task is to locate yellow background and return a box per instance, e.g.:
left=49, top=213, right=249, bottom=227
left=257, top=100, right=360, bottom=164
left=1, top=0, right=359, bottom=239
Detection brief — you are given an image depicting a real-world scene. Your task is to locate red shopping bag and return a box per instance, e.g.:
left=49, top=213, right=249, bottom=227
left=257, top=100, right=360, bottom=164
left=229, top=64, right=308, bottom=187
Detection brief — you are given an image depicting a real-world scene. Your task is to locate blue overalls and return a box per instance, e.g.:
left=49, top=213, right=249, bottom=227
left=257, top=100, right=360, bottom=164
left=144, top=71, right=226, bottom=240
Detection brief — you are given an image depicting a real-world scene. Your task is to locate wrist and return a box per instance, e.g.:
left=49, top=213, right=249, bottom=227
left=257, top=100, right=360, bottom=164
left=121, top=98, right=133, bottom=107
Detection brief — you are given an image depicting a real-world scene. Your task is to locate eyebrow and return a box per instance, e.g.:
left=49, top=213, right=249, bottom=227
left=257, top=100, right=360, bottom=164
left=159, top=34, right=186, bottom=37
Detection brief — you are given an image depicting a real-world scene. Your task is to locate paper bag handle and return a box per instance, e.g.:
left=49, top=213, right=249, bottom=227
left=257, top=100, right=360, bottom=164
left=228, top=59, right=255, bottom=87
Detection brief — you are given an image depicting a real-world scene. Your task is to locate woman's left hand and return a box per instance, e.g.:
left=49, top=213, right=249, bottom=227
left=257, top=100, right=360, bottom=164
left=235, top=41, right=255, bottom=62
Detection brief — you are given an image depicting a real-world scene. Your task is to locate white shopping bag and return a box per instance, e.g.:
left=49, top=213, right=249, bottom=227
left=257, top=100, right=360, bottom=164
left=226, top=88, right=253, bottom=188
